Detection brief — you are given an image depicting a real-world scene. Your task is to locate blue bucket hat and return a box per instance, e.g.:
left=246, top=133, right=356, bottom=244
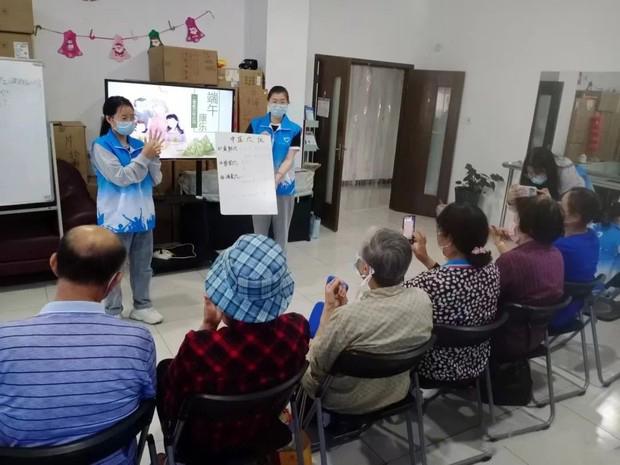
left=205, top=234, right=294, bottom=323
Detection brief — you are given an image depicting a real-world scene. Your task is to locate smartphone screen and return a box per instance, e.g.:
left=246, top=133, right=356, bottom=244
left=403, top=215, right=416, bottom=241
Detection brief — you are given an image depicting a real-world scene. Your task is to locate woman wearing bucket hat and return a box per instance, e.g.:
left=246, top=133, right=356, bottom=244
left=156, top=234, right=309, bottom=462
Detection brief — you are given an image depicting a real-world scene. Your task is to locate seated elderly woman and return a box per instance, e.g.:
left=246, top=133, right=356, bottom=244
left=490, top=192, right=565, bottom=360
left=302, top=228, right=433, bottom=415
left=551, top=187, right=601, bottom=331
left=404, top=202, right=500, bottom=383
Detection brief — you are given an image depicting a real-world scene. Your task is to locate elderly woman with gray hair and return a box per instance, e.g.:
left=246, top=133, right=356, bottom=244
left=302, top=228, right=433, bottom=415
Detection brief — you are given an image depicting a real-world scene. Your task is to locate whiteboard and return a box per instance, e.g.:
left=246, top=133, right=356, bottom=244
left=215, top=132, right=278, bottom=215
left=0, top=59, right=54, bottom=208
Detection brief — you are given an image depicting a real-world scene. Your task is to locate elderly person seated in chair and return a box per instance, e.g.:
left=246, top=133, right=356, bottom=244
left=156, top=234, right=309, bottom=464
left=302, top=228, right=433, bottom=417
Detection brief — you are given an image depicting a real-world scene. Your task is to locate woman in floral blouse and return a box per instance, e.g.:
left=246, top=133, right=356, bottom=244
left=404, top=203, right=500, bottom=382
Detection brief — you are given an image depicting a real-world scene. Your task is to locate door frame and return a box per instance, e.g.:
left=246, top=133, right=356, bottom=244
left=527, top=80, right=564, bottom=153
left=312, top=54, right=414, bottom=231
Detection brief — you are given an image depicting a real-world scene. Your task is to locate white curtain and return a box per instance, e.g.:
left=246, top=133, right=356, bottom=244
left=342, top=65, right=404, bottom=182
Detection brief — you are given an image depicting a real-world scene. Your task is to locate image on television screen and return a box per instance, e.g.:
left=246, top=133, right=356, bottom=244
left=105, top=80, right=234, bottom=159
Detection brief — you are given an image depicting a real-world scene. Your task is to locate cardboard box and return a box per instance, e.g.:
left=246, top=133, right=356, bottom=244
left=0, top=0, right=34, bottom=34
left=0, top=32, right=31, bottom=58
left=238, top=86, right=268, bottom=132
left=600, top=112, right=620, bottom=161
left=86, top=175, right=97, bottom=202
left=599, top=92, right=620, bottom=113
left=567, top=96, right=597, bottom=144
left=217, top=68, right=264, bottom=88
left=52, top=122, right=90, bottom=182
left=149, top=46, right=218, bottom=85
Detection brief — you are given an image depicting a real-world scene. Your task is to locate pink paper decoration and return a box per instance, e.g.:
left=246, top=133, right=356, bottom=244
left=109, top=35, right=130, bottom=62
left=185, top=17, right=205, bottom=43
left=58, top=30, right=83, bottom=59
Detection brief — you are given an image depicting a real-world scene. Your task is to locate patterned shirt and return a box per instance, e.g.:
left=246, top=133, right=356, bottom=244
left=405, top=263, right=500, bottom=381
left=303, top=286, right=433, bottom=415
left=160, top=313, right=309, bottom=454
left=0, top=301, right=156, bottom=465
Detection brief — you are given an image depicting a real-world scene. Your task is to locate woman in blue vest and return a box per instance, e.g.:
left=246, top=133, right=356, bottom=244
left=247, top=86, right=302, bottom=253
left=91, top=96, right=164, bottom=324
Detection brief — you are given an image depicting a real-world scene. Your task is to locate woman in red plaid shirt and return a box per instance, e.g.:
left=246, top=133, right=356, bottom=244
left=156, top=234, right=309, bottom=463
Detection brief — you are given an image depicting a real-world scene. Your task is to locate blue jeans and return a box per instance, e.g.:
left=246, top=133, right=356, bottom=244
left=105, top=230, right=153, bottom=315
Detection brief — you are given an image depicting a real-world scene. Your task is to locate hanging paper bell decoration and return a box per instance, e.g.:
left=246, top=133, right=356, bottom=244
left=148, top=29, right=163, bottom=48
left=58, top=30, right=83, bottom=59
left=109, top=35, right=130, bottom=62
left=185, top=17, right=205, bottom=43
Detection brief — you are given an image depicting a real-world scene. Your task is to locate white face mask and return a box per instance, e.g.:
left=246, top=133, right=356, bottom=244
left=354, top=254, right=374, bottom=299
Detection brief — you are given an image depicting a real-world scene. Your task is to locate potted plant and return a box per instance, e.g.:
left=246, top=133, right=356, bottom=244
left=454, top=164, right=504, bottom=205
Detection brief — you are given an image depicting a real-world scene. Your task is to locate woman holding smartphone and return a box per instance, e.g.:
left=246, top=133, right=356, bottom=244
left=246, top=85, right=302, bottom=253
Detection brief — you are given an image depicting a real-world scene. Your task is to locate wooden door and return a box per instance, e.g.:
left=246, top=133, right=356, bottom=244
left=390, top=70, right=465, bottom=217
left=312, top=55, right=352, bottom=231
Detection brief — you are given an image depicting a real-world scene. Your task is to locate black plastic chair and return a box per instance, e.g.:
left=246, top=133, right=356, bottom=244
left=488, top=297, right=572, bottom=441
left=155, top=363, right=308, bottom=465
left=531, top=278, right=605, bottom=406
left=0, top=399, right=156, bottom=465
left=303, top=336, right=435, bottom=465
left=421, top=312, right=509, bottom=464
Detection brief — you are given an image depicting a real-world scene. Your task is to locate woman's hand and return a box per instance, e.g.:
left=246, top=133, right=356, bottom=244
left=490, top=226, right=514, bottom=254
left=200, top=297, right=223, bottom=331
left=142, top=130, right=164, bottom=160
left=412, top=231, right=437, bottom=269
left=324, top=278, right=348, bottom=313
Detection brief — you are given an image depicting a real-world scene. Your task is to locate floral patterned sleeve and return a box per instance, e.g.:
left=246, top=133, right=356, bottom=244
left=404, top=269, right=438, bottom=297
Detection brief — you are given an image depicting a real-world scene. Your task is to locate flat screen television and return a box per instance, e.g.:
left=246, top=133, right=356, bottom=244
left=105, top=79, right=234, bottom=159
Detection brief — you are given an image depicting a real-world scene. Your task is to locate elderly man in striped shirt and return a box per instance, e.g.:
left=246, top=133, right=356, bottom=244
left=0, top=225, right=156, bottom=465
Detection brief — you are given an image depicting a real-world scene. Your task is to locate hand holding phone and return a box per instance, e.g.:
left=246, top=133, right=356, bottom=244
left=403, top=215, right=416, bottom=243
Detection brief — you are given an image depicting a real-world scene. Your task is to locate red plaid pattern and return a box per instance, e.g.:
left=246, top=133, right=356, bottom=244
left=161, top=313, right=309, bottom=454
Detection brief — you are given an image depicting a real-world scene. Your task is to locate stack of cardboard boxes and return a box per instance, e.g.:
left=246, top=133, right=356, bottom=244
left=147, top=45, right=267, bottom=194
left=598, top=92, right=620, bottom=161
left=0, top=0, right=34, bottom=59
left=565, top=92, right=620, bottom=162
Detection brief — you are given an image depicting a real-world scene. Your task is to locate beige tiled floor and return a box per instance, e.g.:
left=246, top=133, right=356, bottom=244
left=2, top=205, right=620, bottom=464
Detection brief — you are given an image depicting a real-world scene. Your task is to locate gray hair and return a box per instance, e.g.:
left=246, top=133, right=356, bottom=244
left=360, top=228, right=412, bottom=287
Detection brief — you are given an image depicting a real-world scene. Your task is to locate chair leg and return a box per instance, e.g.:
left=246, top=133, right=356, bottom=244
left=166, top=444, right=176, bottom=465
left=290, top=399, right=305, bottom=465
left=135, top=425, right=150, bottom=464
left=405, top=410, right=417, bottom=465
left=484, top=365, right=496, bottom=426
left=591, top=306, right=620, bottom=387
left=316, top=398, right=328, bottom=465
left=475, top=378, right=484, bottom=427
left=147, top=434, right=158, bottom=465
left=412, top=373, right=428, bottom=465
left=488, top=334, right=556, bottom=441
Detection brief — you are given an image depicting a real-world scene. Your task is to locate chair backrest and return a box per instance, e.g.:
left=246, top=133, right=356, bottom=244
left=329, top=336, right=436, bottom=379
left=565, top=275, right=605, bottom=300
left=177, top=362, right=308, bottom=423
left=0, top=400, right=155, bottom=465
left=432, top=312, right=509, bottom=348
left=502, top=296, right=573, bottom=325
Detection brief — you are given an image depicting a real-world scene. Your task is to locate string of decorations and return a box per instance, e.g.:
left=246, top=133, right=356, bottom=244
left=33, top=10, right=215, bottom=61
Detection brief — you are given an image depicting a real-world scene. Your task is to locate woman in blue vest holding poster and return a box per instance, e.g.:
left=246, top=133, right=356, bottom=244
left=247, top=86, right=302, bottom=253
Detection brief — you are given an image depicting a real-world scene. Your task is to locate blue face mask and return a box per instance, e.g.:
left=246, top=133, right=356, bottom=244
left=269, top=103, right=288, bottom=119
left=529, top=174, right=548, bottom=186
left=114, top=120, right=136, bottom=136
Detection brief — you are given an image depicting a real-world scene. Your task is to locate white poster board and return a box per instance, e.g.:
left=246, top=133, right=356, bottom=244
left=0, top=59, right=54, bottom=208
left=216, top=133, right=277, bottom=215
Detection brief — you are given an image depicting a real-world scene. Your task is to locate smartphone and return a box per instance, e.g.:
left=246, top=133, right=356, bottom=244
left=327, top=275, right=349, bottom=291
left=403, top=215, right=416, bottom=242
left=517, top=185, right=538, bottom=197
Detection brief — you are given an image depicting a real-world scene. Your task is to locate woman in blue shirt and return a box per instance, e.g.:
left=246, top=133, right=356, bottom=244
left=247, top=86, right=302, bottom=253
left=91, top=96, right=165, bottom=325
left=552, top=187, right=601, bottom=330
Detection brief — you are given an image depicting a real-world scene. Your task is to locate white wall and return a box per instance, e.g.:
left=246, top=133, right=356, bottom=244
left=244, top=0, right=268, bottom=69
left=33, top=0, right=246, bottom=144
left=305, top=0, right=431, bottom=103
left=265, top=0, right=310, bottom=125
left=421, top=0, right=620, bottom=222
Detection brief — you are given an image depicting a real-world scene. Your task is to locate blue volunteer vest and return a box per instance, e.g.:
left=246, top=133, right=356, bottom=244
left=250, top=113, right=302, bottom=196
left=92, top=130, right=156, bottom=233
